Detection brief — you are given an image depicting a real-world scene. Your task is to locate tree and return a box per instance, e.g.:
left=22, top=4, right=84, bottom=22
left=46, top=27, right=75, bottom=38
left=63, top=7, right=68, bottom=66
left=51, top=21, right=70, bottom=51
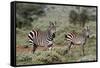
left=79, top=9, right=89, bottom=27
left=69, top=7, right=90, bottom=27
left=69, top=10, right=78, bottom=25
left=16, top=3, right=46, bottom=29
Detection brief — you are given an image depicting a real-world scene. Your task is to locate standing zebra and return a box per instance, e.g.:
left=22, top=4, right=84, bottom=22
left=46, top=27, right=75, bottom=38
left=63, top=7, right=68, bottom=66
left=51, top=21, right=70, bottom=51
left=28, top=21, right=56, bottom=53
left=64, top=26, right=90, bottom=56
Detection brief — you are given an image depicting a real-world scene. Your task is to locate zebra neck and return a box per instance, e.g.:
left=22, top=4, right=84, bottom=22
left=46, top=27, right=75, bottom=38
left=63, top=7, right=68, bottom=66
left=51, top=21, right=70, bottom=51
left=81, top=33, right=88, bottom=41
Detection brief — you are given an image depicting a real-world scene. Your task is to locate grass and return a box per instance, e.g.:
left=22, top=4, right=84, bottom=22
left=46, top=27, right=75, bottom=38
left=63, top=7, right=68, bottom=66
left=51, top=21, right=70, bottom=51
left=16, top=5, right=97, bottom=65
left=16, top=36, right=97, bottom=65
left=16, top=23, right=97, bottom=65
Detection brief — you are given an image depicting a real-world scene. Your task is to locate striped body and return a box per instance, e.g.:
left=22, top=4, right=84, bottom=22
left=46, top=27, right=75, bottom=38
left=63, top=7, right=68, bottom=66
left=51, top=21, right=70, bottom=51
left=28, top=21, right=56, bottom=53
left=66, top=31, right=86, bottom=45
left=65, top=27, right=90, bottom=55
left=28, top=29, right=54, bottom=47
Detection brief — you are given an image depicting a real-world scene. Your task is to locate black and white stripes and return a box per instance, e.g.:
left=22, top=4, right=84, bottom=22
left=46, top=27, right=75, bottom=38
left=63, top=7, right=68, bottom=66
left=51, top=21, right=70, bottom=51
left=28, top=29, right=38, bottom=45
left=28, top=21, right=56, bottom=53
left=65, top=26, right=90, bottom=55
left=65, top=30, right=77, bottom=41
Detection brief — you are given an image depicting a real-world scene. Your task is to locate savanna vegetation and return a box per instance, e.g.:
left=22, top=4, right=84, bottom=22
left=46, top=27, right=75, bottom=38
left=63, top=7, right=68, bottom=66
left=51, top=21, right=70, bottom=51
left=16, top=3, right=97, bottom=65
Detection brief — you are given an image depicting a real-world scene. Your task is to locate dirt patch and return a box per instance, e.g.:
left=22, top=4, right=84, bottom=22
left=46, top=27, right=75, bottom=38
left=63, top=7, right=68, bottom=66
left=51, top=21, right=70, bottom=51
left=16, top=45, right=46, bottom=53
left=16, top=46, right=32, bottom=53
left=16, top=45, right=65, bottom=54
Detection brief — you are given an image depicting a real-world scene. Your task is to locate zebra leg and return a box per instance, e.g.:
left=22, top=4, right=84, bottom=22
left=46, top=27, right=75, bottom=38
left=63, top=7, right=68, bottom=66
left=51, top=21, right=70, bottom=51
left=32, top=45, right=37, bottom=54
left=48, top=46, right=53, bottom=51
left=48, top=43, right=53, bottom=51
left=64, top=42, right=72, bottom=54
left=44, top=45, right=53, bottom=51
left=47, top=41, right=53, bottom=51
left=82, top=45, right=85, bottom=56
left=68, top=43, right=72, bottom=55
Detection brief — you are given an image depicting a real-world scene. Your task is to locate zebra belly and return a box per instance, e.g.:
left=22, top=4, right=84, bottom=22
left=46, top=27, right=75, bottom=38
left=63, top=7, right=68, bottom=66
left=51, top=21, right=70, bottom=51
left=38, top=40, right=53, bottom=47
left=73, top=41, right=82, bottom=45
left=35, top=38, right=50, bottom=47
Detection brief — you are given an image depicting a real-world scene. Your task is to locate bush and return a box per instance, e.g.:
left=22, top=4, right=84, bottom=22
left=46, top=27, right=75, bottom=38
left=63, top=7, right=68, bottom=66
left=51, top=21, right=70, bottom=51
left=69, top=10, right=78, bottom=25
left=16, top=54, right=32, bottom=65
left=16, top=3, right=46, bottom=29
left=32, top=51, right=66, bottom=64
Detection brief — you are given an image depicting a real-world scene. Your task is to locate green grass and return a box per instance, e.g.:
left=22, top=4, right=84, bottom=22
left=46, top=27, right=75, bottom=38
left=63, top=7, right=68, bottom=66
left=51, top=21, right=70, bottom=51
left=16, top=36, right=96, bottom=65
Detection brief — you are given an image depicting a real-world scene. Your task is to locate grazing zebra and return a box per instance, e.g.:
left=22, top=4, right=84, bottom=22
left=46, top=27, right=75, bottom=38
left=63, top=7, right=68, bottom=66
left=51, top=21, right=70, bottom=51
left=28, top=21, right=56, bottom=53
left=64, top=26, right=90, bottom=56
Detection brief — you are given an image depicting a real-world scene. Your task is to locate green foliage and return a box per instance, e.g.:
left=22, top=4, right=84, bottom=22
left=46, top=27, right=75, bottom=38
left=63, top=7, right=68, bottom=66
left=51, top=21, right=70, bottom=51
left=69, top=10, right=78, bottom=25
left=89, top=15, right=96, bottom=21
left=69, top=8, right=90, bottom=27
left=16, top=3, right=46, bottom=29
left=33, top=51, right=65, bottom=64
left=79, top=9, right=90, bottom=27
left=16, top=38, right=96, bottom=65
left=16, top=50, right=67, bottom=65
left=16, top=54, right=33, bottom=65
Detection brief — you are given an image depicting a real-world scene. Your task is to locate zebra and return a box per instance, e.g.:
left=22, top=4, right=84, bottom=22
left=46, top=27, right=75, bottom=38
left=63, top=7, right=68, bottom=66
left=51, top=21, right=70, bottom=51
left=64, top=26, right=91, bottom=56
left=28, top=21, right=56, bottom=53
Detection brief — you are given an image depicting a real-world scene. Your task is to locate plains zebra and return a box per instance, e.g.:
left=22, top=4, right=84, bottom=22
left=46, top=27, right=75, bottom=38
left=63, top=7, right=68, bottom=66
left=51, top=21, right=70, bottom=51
left=64, top=26, right=91, bottom=56
left=28, top=21, right=56, bottom=53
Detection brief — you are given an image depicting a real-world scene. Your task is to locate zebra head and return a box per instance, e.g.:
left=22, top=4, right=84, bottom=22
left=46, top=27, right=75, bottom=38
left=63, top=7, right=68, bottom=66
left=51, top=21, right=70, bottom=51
left=48, top=21, right=56, bottom=38
left=82, top=26, right=91, bottom=38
